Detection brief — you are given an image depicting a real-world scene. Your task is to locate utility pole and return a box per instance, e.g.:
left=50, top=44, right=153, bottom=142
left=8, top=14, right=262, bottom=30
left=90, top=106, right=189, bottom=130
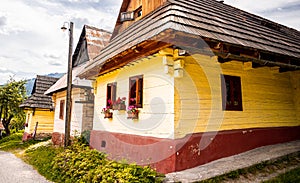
left=62, top=22, right=73, bottom=148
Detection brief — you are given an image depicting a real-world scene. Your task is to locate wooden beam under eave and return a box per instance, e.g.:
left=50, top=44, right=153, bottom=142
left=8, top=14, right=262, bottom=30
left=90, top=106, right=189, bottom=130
left=98, top=41, right=171, bottom=76
left=243, top=62, right=253, bottom=70
left=216, top=52, right=300, bottom=71
left=158, top=47, right=174, bottom=56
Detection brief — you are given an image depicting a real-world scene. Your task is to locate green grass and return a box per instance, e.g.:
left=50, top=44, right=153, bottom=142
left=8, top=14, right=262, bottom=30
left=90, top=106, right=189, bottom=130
left=263, top=167, right=300, bottom=183
left=0, top=132, right=50, bottom=152
left=198, top=152, right=300, bottom=183
left=23, top=145, right=63, bottom=181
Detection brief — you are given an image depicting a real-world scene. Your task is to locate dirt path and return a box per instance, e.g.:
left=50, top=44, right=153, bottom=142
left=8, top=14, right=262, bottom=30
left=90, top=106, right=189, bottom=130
left=0, top=151, right=51, bottom=183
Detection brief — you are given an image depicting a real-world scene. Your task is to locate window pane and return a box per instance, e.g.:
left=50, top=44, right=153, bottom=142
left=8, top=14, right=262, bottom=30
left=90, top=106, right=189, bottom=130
left=59, top=100, right=64, bottom=120
left=137, top=78, right=143, bottom=107
left=222, top=75, right=242, bottom=111
left=129, top=78, right=137, bottom=106
left=129, top=75, right=143, bottom=108
left=107, top=83, right=117, bottom=108
left=107, top=85, right=112, bottom=107
left=226, top=81, right=231, bottom=106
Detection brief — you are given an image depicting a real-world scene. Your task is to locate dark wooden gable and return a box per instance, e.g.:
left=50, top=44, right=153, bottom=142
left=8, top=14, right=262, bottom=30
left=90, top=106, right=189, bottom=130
left=111, top=0, right=167, bottom=39
left=73, top=25, right=111, bottom=67
left=45, top=26, right=111, bottom=96
left=20, top=75, right=59, bottom=110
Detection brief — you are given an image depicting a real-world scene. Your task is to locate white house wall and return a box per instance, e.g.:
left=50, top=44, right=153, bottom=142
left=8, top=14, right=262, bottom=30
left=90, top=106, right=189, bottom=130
left=93, top=55, right=175, bottom=139
left=53, top=89, right=83, bottom=136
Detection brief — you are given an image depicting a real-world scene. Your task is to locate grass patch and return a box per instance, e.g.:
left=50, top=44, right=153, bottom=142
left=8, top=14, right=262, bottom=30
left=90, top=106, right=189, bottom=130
left=23, top=144, right=63, bottom=181
left=0, top=132, right=50, bottom=152
left=198, top=152, right=300, bottom=183
left=263, top=167, right=300, bottom=183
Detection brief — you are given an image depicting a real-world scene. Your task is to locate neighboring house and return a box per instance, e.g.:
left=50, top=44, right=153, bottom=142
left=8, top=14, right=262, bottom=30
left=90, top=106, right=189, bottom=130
left=20, top=75, right=60, bottom=140
left=45, top=25, right=111, bottom=145
left=79, top=0, right=300, bottom=173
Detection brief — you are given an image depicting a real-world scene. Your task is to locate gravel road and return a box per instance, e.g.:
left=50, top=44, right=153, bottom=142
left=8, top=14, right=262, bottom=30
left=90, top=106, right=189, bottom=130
left=0, top=151, right=51, bottom=183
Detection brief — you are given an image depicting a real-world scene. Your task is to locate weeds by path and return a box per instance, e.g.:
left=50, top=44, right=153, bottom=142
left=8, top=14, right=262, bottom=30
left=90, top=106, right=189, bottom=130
left=199, top=152, right=300, bottom=183
left=263, top=166, right=300, bottom=183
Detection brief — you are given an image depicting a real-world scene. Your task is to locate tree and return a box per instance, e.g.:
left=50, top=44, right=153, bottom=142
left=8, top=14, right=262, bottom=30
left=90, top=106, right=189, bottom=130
left=0, top=78, right=26, bottom=136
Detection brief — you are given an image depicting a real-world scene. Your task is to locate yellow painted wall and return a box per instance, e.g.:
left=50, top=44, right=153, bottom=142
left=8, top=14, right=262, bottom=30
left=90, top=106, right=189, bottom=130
left=24, top=109, right=54, bottom=134
left=290, top=71, right=300, bottom=121
left=91, top=49, right=299, bottom=140
left=175, top=54, right=300, bottom=138
left=24, top=110, right=33, bottom=134
left=93, top=55, right=175, bottom=138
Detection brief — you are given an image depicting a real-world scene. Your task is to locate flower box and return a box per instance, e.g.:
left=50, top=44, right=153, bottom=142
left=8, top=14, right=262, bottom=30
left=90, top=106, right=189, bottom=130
left=113, top=103, right=126, bottom=110
left=127, top=105, right=139, bottom=119
left=102, top=106, right=113, bottom=119
left=127, top=112, right=138, bottom=119
left=113, top=97, right=127, bottom=110
left=104, top=112, right=113, bottom=119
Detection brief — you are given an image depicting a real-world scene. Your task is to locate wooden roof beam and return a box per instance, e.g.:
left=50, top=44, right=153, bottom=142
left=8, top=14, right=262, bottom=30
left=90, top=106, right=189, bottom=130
left=216, top=52, right=300, bottom=71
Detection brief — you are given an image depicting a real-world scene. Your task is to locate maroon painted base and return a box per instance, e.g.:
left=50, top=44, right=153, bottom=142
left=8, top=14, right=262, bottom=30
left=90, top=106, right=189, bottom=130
left=52, top=132, right=65, bottom=146
left=22, top=132, right=52, bottom=141
left=22, top=132, right=32, bottom=141
left=90, top=126, right=300, bottom=174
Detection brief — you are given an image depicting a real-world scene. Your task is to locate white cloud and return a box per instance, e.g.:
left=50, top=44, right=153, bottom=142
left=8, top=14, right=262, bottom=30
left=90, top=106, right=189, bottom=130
left=225, top=0, right=299, bottom=12
left=0, top=0, right=122, bottom=84
left=0, top=0, right=298, bottom=85
left=225, top=0, right=300, bottom=30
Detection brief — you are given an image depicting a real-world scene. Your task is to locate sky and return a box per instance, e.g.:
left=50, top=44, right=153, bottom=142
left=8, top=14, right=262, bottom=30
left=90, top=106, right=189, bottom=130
left=0, top=0, right=299, bottom=84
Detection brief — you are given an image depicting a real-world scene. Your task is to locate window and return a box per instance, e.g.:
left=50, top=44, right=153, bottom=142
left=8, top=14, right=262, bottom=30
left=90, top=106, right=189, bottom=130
left=59, top=100, right=65, bottom=120
left=222, top=75, right=243, bottom=111
left=129, top=75, right=143, bottom=108
left=107, top=82, right=117, bottom=108
left=134, top=6, right=142, bottom=18
left=120, top=11, right=134, bottom=22
left=26, top=113, right=30, bottom=124
left=120, top=6, right=142, bottom=22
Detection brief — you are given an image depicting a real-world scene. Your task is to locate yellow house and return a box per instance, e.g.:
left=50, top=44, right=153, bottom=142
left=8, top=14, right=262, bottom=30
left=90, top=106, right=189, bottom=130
left=20, top=75, right=59, bottom=140
left=79, top=0, right=300, bottom=173
left=45, top=25, right=111, bottom=145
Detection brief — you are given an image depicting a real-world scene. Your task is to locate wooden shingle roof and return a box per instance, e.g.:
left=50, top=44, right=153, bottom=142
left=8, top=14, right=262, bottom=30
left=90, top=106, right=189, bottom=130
left=79, top=0, right=300, bottom=79
left=73, top=25, right=111, bottom=67
left=20, top=75, right=59, bottom=109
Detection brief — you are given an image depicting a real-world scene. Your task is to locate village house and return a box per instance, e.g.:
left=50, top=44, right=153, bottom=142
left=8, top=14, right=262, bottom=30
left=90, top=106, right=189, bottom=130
left=45, top=25, right=111, bottom=145
left=79, top=0, right=300, bottom=173
left=20, top=75, right=60, bottom=140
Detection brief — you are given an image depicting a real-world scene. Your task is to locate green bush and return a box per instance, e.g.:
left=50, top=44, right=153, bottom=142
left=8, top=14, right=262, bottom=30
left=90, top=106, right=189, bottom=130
left=50, top=140, right=163, bottom=182
left=10, top=113, right=26, bottom=132
left=76, top=130, right=91, bottom=145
